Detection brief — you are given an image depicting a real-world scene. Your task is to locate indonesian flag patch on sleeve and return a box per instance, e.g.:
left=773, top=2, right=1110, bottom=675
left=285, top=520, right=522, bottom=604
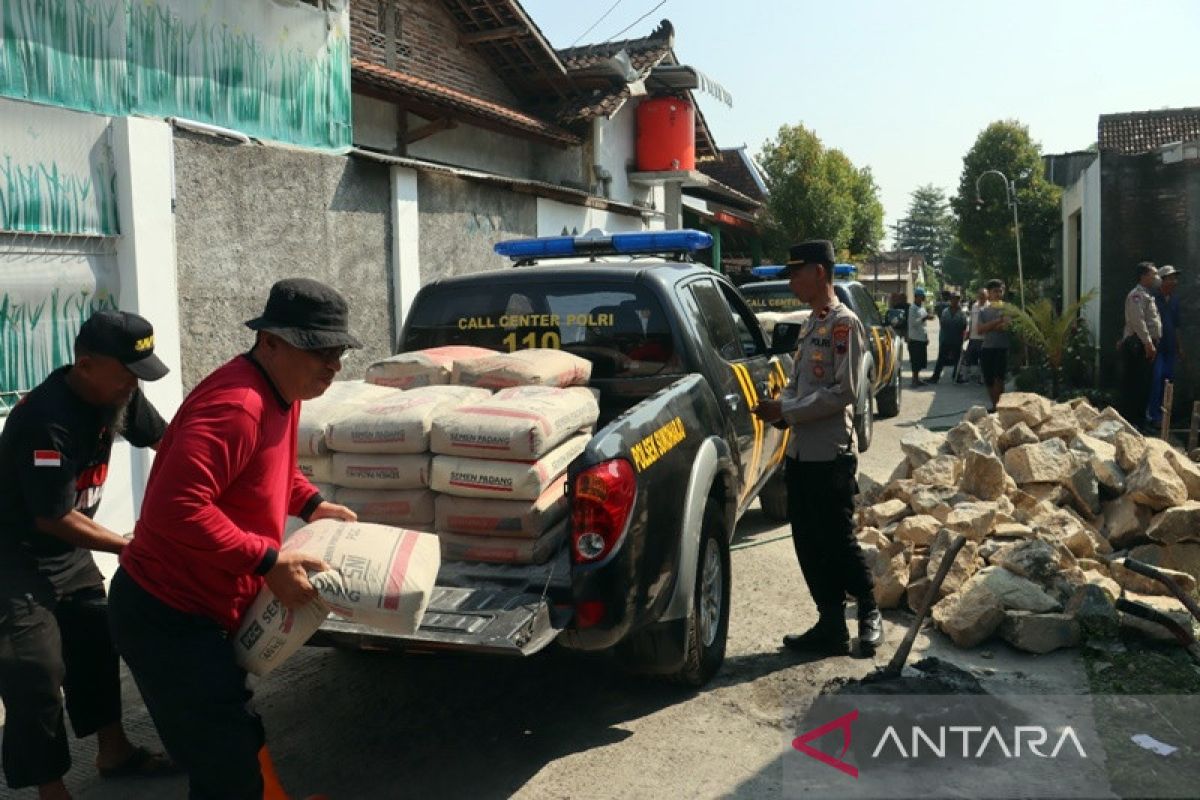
left=33, top=450, right=63, bottom=467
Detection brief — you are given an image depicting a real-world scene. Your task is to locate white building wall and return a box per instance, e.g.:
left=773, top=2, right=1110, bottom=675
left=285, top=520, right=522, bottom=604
left=535, top=197, right=647, bottom=237
left=1062, top=158, right=1102, bottom=338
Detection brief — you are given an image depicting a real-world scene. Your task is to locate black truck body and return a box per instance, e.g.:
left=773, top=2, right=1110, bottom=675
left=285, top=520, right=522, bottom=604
left=310, top=247, right=793, bottom=685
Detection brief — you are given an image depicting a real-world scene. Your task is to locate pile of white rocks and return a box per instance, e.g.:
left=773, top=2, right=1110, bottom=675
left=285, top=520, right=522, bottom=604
left=855, top=392, right=1200, bottom=654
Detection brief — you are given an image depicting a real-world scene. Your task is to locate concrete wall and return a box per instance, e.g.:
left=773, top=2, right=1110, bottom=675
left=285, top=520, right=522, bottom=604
left=416, top=170, right=536, bottom=283
left=1061, top=158, right=1102, bottom=341
left=594, top=100, right=664, bottom=211
left=535, top=197, right=645, bottom=237
left=1099, top=152, right=1200, bottom=413
left=173, top=132, right=393, bottom=390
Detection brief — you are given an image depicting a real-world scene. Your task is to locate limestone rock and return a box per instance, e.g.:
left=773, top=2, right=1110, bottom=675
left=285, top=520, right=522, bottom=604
left=1073, top=401, right=1101, bottom=431
left=993, top=522, right=1035, bottom=539
left=996, top=392, right=1053, bottom=429
left=932, top=581, right=1005, bottom=648
left=976, top=415, right=1005, bottom=448
left=1008, top=489, right=1058, bottom=526
left=1035, top=509, right=1097, bottom=558
left=1101, top=496, right=1151, bottom=548
left=960, top=446, right=1008, bottom=501
left=893, top=515, right=939, bottom=547
left=1001, top=611, right=1080, bottom=654
left=979, top=539, right=1009, bottom=564
left=1129, top=542, right=1200, bottom=586
left=860, top=498, right=910, bottom=528
left=1109, top=556, right=1197, bottom=596
left=1037, top=416, right=1080, bottom=442
left=906, top=577, right=933, bottom=611
left=1061, top=453, right=1101, bottom=517
left=857, top=526, right=889, bottom=548
left=963, top=405, right=990, bottom=424
left=1114, top=431, right=1147, bottom=472
left=863, top=542, right=908, bottom=610
left=909, top=488, right=953, bottom=522
left=1077, top=558, right=1108, bottom=576
left=908, top=554, right=930, bottom=583
left=901, top=427, right=947, bottom=469
left=993, top=539, right=1075, bottom=586
left=945, top=502, right=997, bottom=542
left=998, top=422, right=1040, bottom=452
left=973, top=566, right=1062, bottom=612
left=1024, top=482, right=1069, bottom=507
left=1095, top=405, right=1140, bottom=435
left=1119, top=593, right=1197, bottom=642
left=1070, top=433, right=1126, bottom=496
left=857, top=473, right=885, bottom=506
left=882, top=479, right=918, bottom=504
left=1161, top=447, right=1200, bottom=500
left=1082, top=570, right=1120, bottom=601
left=1066, top=584, right=1119, bottom=639
left=946, top=421, right=984, bottom=458
left=888, top=458, right=911, bottom=482
left=1004, top=438, right=1075, bottom=485
left=927, top=529, right=979, bottom=597
left=913, top=454, right=962, bottom=487
left=1146, top=502, right=1200, bottom=546
left=1126, top=455, right=1188, bottom=511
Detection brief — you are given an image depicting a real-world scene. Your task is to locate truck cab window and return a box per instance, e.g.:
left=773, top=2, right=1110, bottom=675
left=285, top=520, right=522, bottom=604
left=687, top=279, right=743, bottom=362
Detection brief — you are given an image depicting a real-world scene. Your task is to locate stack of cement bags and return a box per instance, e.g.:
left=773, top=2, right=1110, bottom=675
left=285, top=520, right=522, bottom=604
left=236, top=518, right=440, bottom=676
left=430, top=383, right=596, bottom=564
left=296, top=380, right=399, bottom=500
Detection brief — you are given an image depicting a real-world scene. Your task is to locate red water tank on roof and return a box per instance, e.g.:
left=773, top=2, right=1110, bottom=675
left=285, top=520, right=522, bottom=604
left=636, top=96, right=695, bottom=172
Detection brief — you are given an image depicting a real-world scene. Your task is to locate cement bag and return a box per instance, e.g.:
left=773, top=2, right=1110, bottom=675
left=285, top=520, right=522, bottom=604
left=298, top=456, right=333, bottom=485
left=438, top=521, right=567, bottom=565
left=430, top=386, right=598, bottom=460
left=284, top=519, right=441, bottom=634
left=331, top=453, right=431, bottom=489
left=298, top=381, right=400, bottom=455
left=434, top=475, right=567, bottom=536
left=326, top=386, right=491, bottom=454
left=366, top=346, right=496, bottom=389
left=235, top=592, right=329, bottom=677
left=334, top=488, right=435, bottom=527
left=451, top=348, right=591, bottom=389
left=431, top=432, right=588, bottom=500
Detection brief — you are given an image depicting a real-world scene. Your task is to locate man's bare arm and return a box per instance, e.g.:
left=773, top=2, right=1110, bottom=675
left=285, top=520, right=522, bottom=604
left=35, top=510, right=129, bottom=554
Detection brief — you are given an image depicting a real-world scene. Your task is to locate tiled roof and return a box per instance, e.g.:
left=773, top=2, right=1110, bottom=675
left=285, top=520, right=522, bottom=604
left=437, top=0, right=568, bottom=94
left=698, top=148, right=768, bottom=203
left=1098, top=107, right=1200, bottom=154
left=352, top=58, right=581, bottom=146
left=556, top=21, right=676, bottom=73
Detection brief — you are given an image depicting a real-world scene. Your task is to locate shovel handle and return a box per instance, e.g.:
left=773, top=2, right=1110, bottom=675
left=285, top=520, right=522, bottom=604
left=882, top=533, right=967, bottom=678
left=1120, top=558, right=1200, bottom=624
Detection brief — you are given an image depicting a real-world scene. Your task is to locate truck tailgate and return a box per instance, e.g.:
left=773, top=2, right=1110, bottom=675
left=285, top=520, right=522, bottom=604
left=307, top=551, right=572, bottom=656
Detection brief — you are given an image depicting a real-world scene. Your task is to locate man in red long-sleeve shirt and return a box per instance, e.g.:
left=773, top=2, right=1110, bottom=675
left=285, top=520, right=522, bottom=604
left=108, top=278, right=360, bottom=800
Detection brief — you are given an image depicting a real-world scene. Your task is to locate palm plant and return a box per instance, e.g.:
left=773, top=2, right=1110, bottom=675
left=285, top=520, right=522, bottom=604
left=998, top=289, right=1097, bottom=398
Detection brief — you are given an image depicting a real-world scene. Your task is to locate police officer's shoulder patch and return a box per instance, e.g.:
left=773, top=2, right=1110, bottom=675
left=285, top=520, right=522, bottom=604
left=833, top=322, right=850, bottom=354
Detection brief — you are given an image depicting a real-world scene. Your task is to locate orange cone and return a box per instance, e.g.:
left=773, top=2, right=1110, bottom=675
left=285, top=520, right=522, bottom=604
left=259, top=746, right=291, bottom=800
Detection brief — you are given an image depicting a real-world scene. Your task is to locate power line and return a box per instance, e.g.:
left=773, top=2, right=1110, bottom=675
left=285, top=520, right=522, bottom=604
left=604, top=0, right=668, bottom=44
left=570, top=0, right=625, bottom=47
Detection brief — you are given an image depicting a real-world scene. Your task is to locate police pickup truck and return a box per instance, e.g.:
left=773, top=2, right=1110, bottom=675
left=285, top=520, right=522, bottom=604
left=738, top=268, right=902, bottom=451
left=310, top=230, right=792, bottom=685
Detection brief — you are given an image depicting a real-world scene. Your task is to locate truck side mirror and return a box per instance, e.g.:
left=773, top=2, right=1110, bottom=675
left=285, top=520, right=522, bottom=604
left=769, top=322, right=802, bottom=355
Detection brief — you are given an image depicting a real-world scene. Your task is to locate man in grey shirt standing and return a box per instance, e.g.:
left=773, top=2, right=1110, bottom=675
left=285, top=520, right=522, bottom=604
left=976, top=279, right=1011, bottom=411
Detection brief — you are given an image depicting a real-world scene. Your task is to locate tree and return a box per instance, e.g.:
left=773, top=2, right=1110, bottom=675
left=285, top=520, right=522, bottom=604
left=893, top=185, right=953, bottom=270
left=950, top=121, right=1062, bottom=299
left=757, top=124, right=884, bottom=259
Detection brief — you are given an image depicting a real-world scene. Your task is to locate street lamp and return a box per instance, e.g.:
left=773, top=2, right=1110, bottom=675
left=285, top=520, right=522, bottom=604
left=974, top=169, right=1026, bottom=310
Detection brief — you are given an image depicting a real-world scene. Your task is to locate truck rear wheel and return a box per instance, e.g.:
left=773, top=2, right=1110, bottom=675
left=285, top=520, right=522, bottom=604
left=671, top=502, right=730, bottom=687
left=758, top=471, right=789, bottom=522
left=876, top=362, right=901, bottom=419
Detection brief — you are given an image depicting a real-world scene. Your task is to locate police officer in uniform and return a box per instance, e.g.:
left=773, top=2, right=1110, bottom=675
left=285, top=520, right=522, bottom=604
left=753, top=240, right=882, bottom=655
left=0, top=311, right=173, bottom=799
left=1119, top=261, right=1163, bottom=429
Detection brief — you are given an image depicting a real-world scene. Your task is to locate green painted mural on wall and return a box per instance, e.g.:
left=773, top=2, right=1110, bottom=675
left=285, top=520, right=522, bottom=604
left=0, top=155, right=119, bottom=235
left=0, top=0, right=351, bottom=152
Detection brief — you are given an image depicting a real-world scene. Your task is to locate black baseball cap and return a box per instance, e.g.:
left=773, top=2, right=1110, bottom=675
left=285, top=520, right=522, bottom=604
left=244, top=278, right=362, bottom=350
left=76, top=310, right=170, bottom=381
left=782, top=240, right=836, bottom=274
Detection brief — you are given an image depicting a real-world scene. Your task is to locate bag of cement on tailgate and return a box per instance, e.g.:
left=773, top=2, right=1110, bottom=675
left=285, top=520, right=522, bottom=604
left=298, top=381, right=399, bottom=455
left=431, top=432, right=587, bottom=500
left=438, top=521, right=567, bottom=565
left=430, top=386, right=598, bottom=460
left=435, top=475, right=567, bottom=536
left=451, top=348, right=591, bottom=389
left=235, top=591, right=329, bottom=677
left=298, top=456, right=333, bottom=485
left=326, top=386, right=491, bottom=454
left=334, top=488, right=435, bottom=527
left=366, top=346, right=495, bottom=389
left=284, top=518, right=441, bottom=634
left=331, top=453, right=430, bottom=489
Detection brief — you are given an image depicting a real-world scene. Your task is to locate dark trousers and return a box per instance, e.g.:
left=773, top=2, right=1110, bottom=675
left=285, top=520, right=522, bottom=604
left=0, top=584, right=121, bottom=788
left=785, top=456, right=874, bottom=620
left=1119, top=335, right=1154, bottom=426
left=908, top=340, right=928, bottom=374
left=931, top=339, right=963, bottom=381
left=108, top=568, right=264, bottom=800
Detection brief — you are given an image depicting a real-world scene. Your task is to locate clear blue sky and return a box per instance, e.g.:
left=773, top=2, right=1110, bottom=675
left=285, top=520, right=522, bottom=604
left=522, top=0, right=1200, bottom=240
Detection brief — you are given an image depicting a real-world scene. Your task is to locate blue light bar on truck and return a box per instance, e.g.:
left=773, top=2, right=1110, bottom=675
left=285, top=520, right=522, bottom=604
left=750, top=265, right=784, bottom=278
left=494, top=229, right=713, bottom=261
left=834, top=263, right=856, bottom=278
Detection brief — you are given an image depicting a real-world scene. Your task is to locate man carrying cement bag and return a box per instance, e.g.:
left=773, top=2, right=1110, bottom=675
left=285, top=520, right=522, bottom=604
left=108, top=279, right=360, bottom=800
left=430, top=386, right=598, bottom=460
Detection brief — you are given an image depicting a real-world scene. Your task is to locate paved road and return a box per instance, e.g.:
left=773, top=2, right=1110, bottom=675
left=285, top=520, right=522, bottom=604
left=1, top=337, right=1088, bottom=799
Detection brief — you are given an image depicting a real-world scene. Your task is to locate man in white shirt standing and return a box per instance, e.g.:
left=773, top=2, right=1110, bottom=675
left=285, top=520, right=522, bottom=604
left=907, top=287, right=931, bottom=386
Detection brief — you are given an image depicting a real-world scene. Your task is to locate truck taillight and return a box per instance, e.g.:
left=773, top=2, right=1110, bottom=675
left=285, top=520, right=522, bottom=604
left=570, top=459, right=636, bottom=564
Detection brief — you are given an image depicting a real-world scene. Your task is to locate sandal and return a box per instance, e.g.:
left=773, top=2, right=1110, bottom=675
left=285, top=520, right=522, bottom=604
left=98, top=745, right=178, bottom=779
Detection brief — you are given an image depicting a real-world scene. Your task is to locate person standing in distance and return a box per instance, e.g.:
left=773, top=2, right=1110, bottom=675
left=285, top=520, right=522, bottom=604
left=753, top=240, right=882, bottom=656
left=1146, top=264, right=1182, bottom=430
left=0, top=311, right=174, bottom=800
left=108, top=279, right=361, bottom=800
left=1119, top=261, right=1163, bottom=430
left=930, top=292, right=968, bottom=384
left=906, top=287, right=931, bottom=386
left=976, top=279, right=1011, bottom=412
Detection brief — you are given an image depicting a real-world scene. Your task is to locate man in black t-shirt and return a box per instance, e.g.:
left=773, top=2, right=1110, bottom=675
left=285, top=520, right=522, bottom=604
left=0, top=310, right=174, bottom=797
